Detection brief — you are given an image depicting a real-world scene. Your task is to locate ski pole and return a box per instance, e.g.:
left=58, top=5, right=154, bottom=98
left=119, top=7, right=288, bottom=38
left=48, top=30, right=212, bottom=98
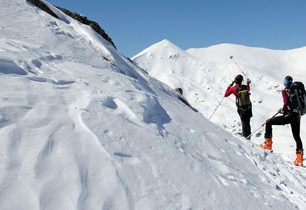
left=229, top=56, right=247, bottom=78
left=246, top=110, right=281, bottom=139
left=208, top=97, right=225, bottom=120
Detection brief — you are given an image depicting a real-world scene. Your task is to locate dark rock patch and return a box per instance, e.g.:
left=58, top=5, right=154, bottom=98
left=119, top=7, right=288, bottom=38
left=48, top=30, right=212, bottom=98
left=57, top=7, right=116, bottom=49
left=27, top=0, right=59, bottom=19
left=26, top=0, right=116, bottom=49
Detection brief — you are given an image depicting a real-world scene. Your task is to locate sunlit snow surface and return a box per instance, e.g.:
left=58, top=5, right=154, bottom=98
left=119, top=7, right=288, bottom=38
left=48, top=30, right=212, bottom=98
left=133, top=39, right=306, bottom=159
left=133, top=40, right=306, bottom=209
left=0, top=0, right=305, bottom=210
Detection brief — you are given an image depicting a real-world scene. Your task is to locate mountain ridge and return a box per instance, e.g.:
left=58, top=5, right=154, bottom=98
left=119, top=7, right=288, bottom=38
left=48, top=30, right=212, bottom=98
left=0, top=1, right=306, bottom=209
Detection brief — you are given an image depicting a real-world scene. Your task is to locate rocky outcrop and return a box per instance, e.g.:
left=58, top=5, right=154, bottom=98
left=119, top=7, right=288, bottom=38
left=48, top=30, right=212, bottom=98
left=27, top=0, right=58, bottom=18
left=26, top=0, right=116, bottom=49
left=57, top=7, right=116, bottom=49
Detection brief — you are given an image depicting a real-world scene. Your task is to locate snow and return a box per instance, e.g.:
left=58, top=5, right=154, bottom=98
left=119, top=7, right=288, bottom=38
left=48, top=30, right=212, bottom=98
left=133, top=39, right=306, bottom=157
left=133, top=40, right=306, bottom=209
left=0, top=0, right=305, bottom=210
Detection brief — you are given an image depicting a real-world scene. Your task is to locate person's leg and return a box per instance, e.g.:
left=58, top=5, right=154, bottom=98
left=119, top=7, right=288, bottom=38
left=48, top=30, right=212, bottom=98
left=245, top=116, right=251, bottom=138
left=291, top=117, right=304, bottom=166
left=291, top=117, right=303, bottom=151
left=262, top=114, right=292, bottom=150
left=239, top=108, right=251, bottom=138
left=240, top=117, right=248, bottom=137
left=237, top=109, right=244, bottom=136
left=246, top=108, right=252, bottom=138
left=264, top=115, right=292, bottom=138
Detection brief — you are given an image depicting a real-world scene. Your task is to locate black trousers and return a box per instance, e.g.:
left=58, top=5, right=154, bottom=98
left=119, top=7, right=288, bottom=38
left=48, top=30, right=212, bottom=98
left=265, top=112, right=303, bottom=151
left=238, top=107, right=252, bottom=138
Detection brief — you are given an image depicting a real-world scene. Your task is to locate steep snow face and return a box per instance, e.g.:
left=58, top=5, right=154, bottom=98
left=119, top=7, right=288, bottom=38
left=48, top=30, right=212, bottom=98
left=0, top=1, right=305, bottom=210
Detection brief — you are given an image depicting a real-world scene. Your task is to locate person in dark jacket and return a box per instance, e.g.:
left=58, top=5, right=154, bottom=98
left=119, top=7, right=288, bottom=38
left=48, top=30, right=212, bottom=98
left=260, top=76, right=303, bottom=166
left=224, top=74, right=252, bottom=139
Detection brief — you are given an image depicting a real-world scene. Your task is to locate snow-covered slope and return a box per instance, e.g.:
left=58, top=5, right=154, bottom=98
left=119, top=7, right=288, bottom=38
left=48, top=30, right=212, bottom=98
left=133, top=40, right=306, bottom=157
left=1, top=1, right=306, bottom=210
left=132, top=39, right=207, bottom=89
left=133, top=40, right=306, bottom=208
left=187, top=43, right=306, bottom=78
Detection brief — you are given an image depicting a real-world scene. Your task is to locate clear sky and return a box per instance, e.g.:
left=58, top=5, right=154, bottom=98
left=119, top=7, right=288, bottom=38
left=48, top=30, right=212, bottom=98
left=47, top=0, right=306, bottom=57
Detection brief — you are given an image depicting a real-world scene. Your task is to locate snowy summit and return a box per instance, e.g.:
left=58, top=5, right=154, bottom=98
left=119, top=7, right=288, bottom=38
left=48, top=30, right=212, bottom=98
left=0, top=0, right=306, bottom=210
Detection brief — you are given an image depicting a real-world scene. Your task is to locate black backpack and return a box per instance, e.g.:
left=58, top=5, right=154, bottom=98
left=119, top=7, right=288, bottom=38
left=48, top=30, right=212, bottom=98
left=289, top=81, right=306, bottom=116
left=236, top=85, right=251, bottom=109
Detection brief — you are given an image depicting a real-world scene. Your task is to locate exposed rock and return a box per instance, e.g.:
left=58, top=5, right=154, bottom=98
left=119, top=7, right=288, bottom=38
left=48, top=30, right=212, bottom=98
left=57, top=7, right=116, bottom=49
left=27, top=0, right=58, bottom=19
left=26, top=0, right=116, bottom=49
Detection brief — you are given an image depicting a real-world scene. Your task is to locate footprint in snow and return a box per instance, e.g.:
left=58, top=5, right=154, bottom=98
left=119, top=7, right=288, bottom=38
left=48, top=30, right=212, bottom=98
left=38, top=52, right=63, bottom=62
left=102, top=97, right=138, bottom=121
left=27, top=76, right=75, bottom=86
left=102, top=97, right=117, bottom=109
left=47, top=21, right=74, bottom=38
left=0, top=39, right=30, bottom=52
left=31, top=59, right=42, bottom=68
left=113, top=98, right=138, bottom=120
left=113, top=152, right=132, bottom=158
left=52, top=79, right=75, bottom=85
left=113, top=152, right=141, bottom=165
left=27, top=77, right=47, bottom=83
left=0, top=59, right=27, bottom=75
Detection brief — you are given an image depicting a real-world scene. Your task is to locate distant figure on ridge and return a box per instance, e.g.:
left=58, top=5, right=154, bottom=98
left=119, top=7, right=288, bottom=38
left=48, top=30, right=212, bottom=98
left=260, top=76, right=305, bottom=166
left=224, top=75, right=252, bottom=139
left=175, top=87, right=198, bottom=112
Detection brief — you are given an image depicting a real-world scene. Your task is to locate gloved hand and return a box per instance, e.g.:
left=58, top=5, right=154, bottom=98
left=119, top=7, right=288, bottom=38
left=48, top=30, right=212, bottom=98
left=278, top=108, right=287, bottom=115
left=278, top=108, right=283, bottom=114
left=229, top=81, right=235, bottom=86
left=247, top=79, right=251, bottom=84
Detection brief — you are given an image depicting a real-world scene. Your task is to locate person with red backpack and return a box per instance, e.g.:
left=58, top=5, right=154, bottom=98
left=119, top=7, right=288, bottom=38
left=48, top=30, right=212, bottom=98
left=224, top=74, right=252, bottom=139
left=260, top=76, right=304, bottom=166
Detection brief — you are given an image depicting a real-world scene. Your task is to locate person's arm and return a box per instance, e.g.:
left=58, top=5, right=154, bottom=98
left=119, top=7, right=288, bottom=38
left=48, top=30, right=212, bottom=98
left=282, top=89, right=289, bottom=113
left=246, top=83, right=250, bottom=92
left=224, top=86, right=236, bottom=97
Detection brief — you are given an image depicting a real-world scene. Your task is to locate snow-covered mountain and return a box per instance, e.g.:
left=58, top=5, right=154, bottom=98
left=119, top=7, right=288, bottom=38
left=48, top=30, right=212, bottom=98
left=1, top=0, right=306, bottom=209
left=133, top=39, right=306, bottom=156
left=187, top=43, right=306, bottom=78
left=133, top=39, right=306, bottom=208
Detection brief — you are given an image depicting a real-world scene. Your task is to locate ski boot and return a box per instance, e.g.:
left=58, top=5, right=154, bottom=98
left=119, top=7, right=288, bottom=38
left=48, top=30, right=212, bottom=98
left=294, top=150, right=303, bottom=166
left=260, top=138, right=272, bottom=150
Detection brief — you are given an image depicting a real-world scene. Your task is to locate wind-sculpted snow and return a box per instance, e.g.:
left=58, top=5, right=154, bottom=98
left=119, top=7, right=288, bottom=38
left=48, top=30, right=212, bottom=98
left=141, top=95, right=171, bottom=134
left=0, top=0, right=305, bottom=210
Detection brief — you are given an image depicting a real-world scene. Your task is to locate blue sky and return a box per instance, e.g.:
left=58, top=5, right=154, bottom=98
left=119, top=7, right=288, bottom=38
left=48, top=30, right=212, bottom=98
left=47, top=0, right=306, bottom=57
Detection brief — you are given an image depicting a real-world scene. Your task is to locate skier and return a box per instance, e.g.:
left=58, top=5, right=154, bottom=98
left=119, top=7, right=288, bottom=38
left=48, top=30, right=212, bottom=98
left=224, top=74, right=252, bottom=139
left=260, top=76, right=304, bottom=166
